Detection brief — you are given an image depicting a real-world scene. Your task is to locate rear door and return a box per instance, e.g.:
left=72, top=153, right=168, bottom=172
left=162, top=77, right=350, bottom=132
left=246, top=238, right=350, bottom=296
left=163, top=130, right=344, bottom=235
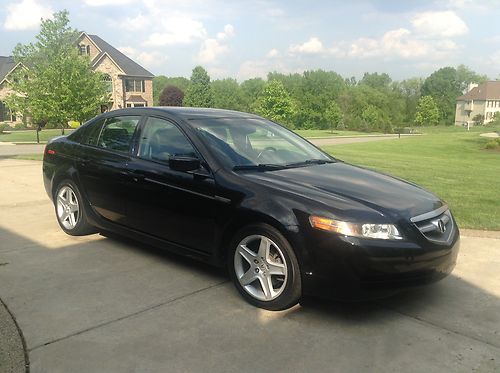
left=77, top=115, right=141, bottom=224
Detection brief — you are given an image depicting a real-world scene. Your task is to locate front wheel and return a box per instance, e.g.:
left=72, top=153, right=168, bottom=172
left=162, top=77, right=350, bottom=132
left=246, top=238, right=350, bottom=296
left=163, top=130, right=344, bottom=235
left=228, top=223, right=302, bottom=310
left=54, top=180, right=95, bottom=236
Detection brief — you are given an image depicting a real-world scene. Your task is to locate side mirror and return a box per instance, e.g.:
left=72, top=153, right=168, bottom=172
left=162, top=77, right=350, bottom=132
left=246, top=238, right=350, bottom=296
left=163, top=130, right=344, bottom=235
left=169, top=156, right=201, bottom=172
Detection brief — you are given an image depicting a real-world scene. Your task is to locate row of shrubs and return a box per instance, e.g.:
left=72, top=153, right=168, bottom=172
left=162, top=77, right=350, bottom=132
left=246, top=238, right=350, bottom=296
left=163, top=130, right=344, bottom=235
left=0, top=122, right=29, bottom=133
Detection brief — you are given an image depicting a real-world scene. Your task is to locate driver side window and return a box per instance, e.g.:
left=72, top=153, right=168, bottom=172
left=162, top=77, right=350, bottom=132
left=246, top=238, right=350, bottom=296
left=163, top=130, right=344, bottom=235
left=138, top=117, right=197, bottom=164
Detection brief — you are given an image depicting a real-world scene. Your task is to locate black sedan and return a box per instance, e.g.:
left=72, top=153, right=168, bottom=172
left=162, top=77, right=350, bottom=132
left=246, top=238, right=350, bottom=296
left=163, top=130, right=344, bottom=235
left=43, top=107, right=459, bottom=310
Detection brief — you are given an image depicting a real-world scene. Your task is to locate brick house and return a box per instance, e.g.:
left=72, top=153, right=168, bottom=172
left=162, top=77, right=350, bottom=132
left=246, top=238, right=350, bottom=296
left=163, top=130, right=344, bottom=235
left=455, top=81, right=500, bottom=126
left=0, top=33, right=154, bottom=124
left=0, top=56, right=24, bottom=123
left=76, top=32, right=154, bottom=111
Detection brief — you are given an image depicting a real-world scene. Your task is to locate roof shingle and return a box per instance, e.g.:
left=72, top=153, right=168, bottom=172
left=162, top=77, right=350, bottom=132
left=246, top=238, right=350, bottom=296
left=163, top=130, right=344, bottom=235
left=88, top=34, right=154, bottom=78
left=457, top=81, right=500, bottom=101
left=0, top=56, right=17, bottom=83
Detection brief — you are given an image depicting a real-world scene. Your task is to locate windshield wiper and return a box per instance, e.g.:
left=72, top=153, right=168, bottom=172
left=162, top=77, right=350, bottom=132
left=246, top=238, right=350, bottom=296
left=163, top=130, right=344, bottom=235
left=233, top=164, right=286, bottom=171
left=285, top=159, right=336, bottom=168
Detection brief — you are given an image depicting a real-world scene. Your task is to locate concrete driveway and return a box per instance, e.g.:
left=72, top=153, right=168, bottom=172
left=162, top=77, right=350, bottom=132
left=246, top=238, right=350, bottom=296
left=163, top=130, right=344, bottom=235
left=0, top=159, right=499, bottom=373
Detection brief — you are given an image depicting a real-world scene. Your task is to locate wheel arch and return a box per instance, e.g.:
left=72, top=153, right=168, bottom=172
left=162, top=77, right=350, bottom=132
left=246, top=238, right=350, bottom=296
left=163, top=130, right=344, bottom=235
left=215, top=209, right=304, bottom=267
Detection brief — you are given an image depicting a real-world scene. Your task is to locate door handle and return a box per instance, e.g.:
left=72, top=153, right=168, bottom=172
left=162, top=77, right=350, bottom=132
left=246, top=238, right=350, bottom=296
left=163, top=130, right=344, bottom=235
left=122, top=170, right=145, bottom=182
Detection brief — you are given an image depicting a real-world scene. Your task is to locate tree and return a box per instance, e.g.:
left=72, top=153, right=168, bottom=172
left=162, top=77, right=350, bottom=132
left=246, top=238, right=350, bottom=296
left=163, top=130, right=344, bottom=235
left=240, top=77, right=265, bottom=112
left=153, top=76, right=190, bottom=105
left=5, top=10, right=107, bottom=134
left=414, top=95, right=439, bottom=126
left=359, top=72, right=392, bottom=91
left=456, top=64, right=488, bottom=92
left=184, top=66, right=214, bottom=107
left=324, top=101, right=343, bottom=132
left=159, top=85, right=184, bottom=106
left=255, top=80, right=296, bottom=128
left=211, top=78, right=246, bottom=111
left=421, top=67, right=460, bottom=124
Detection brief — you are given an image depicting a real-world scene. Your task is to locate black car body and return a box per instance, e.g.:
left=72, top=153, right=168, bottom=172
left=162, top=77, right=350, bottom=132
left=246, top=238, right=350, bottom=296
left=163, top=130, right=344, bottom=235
left=43, top=108, right=459, bottom=310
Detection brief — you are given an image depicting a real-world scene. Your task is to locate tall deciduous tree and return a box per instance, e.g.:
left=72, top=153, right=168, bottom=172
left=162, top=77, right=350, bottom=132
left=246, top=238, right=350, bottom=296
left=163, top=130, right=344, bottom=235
left=5, top=10, right=107, bottom=133
left=159, top=85, right=184, bottom=106
left=184, top=66, right=214, bottom=107
left=211, top=78, right=246, bottom=111
left=414, top=95, right=439, bottom=126
left=255, top=80, right=296, bottom=128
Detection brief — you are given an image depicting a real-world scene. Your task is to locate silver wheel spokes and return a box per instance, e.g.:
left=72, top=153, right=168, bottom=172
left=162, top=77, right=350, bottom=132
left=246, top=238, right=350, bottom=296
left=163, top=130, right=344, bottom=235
left=56, top=186, right=79, bottom=230
left=234, top=235, right=287, bottom=301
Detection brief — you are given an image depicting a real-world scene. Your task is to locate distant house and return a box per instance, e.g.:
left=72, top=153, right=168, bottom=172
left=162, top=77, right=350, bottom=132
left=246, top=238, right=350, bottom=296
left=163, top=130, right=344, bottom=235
left=0, top=33, right=154, bottom=124
left=455, top=81, right=500, bottom=126
left=76, top=32, right=154, bottom=111
left=0, top=56, right=24, bottom=123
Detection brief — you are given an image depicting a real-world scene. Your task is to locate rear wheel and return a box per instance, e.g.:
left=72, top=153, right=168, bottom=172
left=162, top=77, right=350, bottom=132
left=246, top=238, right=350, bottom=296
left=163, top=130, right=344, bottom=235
left=55, top=180, right=95, bottom=236
left=228, top=223, right=302, bottom=310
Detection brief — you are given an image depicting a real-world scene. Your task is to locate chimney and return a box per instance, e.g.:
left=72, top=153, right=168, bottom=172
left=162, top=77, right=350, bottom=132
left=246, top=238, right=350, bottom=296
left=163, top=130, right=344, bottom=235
left=466, top=83, right=478, bottom=93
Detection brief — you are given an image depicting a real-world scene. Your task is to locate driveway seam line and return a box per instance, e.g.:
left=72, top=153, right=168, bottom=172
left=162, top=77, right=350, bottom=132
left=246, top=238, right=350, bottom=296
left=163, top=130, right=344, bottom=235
left=28, top=280, right=229, bottom=352
left=379, top=303, right=500, bottom=350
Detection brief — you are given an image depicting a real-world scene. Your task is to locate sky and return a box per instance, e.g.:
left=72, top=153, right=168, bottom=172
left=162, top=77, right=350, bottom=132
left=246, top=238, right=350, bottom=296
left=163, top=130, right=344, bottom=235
left=0, top=0, right=499, bottom=82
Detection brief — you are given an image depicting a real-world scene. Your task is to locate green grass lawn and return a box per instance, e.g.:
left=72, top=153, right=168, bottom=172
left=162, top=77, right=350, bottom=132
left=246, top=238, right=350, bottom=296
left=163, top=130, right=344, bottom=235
left=0, top=129, right=73, bottom=143
left=321, top=125, right=500, bottom=231
left=294, top=129, right=384, bottom=138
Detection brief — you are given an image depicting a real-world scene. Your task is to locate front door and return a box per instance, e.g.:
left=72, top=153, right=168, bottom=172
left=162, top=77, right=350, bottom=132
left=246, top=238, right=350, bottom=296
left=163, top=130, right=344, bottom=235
left=124, top=116, right=224, bottom=254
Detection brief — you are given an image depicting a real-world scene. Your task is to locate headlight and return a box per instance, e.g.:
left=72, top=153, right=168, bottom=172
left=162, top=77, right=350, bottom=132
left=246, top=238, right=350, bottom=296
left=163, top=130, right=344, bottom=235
left=309, top=216, right=403, bottom=240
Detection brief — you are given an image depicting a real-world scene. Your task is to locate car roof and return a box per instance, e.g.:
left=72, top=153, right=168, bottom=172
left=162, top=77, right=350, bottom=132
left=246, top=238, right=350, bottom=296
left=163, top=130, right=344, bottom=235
left=105, top=107, right=262, bottom=121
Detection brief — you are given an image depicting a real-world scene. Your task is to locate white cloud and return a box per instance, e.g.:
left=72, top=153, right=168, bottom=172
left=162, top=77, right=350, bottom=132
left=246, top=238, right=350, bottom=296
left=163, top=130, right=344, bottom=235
left=217, top=24, right=235, bottom=40
left=237, top=59, right=303, bottom=81
left=3, top=0, right=53, bottom=30
left=411, top=11, right=468, bottom=38
left=118, top=46, right=167, bottom=68
left=266, top=48, right=280, bottom=58
left=145, top=17, right=207, bottom=46
left=84, top=0, right=133, bottom=5
left=344, top=27, right=461, bottom=60
left=197, top=38, right=228, bottom=64
left=289, top=37, right=324, bottom=54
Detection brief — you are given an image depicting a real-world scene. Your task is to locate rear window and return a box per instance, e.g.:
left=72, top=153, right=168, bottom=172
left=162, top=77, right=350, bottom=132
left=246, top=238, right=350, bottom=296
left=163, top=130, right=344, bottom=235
left=97, top=116, right=140, bottom=153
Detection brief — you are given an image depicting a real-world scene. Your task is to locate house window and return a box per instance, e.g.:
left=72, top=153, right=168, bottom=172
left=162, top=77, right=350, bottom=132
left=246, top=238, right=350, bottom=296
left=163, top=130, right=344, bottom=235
left=0, top=101, right=15, bottom=122
left=125, top=79, right=145, bottom=92
left=78, top=45, right=90, bottom=55
left=102, top=74, right=113, bottom=92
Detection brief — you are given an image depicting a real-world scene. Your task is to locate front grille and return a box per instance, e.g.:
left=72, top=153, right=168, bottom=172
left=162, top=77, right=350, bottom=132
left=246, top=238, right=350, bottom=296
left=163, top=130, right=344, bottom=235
left=410, top=206, right=455, bottom=244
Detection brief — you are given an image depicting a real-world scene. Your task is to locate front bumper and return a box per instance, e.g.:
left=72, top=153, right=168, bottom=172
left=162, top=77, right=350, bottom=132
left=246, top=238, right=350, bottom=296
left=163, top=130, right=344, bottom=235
left=300, top=223, right=460, bottom=300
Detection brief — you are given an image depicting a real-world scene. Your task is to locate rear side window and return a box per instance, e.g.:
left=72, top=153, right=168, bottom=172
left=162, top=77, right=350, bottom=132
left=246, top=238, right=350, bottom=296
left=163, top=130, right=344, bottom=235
left=137, top=117, right=197, bottom=163
left=83, top=119, right=106, bottom=146
left=97, top=116, right=140, bottom=153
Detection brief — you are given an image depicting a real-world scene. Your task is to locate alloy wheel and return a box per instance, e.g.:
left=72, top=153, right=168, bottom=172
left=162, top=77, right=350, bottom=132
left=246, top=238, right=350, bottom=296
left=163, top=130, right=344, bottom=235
left=56, top=186, right=80, bottom=230
left=234, top=234, right=288, bottom=301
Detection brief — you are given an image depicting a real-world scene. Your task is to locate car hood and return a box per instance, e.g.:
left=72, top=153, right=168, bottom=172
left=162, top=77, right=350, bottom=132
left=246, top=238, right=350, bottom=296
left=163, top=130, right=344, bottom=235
left=241, top=162, right=443, bottom=220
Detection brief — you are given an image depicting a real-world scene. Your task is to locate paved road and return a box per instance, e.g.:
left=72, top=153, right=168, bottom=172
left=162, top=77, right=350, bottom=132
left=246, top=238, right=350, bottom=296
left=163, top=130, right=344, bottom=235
left=0, top=144, right=45, bottom=156
left=0, top=134, right=414, bottom=157
left=0, top=159, right=499, bottom=373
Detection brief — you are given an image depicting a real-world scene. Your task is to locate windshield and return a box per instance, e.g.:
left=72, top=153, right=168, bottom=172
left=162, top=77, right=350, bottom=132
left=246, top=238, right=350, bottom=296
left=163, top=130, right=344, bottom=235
left=188, top=117, right=332, bottom=169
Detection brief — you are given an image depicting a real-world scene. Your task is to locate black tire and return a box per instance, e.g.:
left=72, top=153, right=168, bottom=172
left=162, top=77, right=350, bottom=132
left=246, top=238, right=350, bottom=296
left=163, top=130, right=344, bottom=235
left=54, top=179, right=96, bottom=236
left=228, top=223, right=302, bottom=311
